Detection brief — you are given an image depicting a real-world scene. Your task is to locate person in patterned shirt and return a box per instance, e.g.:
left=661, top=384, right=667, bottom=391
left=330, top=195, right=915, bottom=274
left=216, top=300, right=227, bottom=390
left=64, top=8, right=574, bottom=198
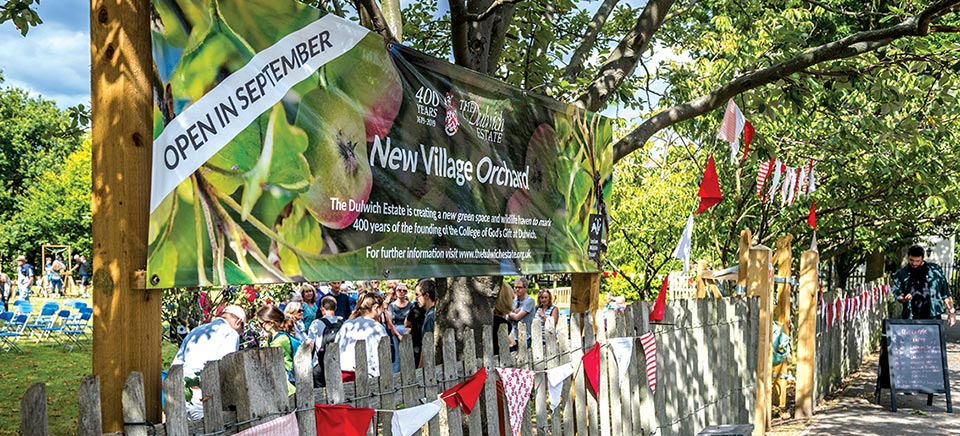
left=892, top=245, right=956, bottom=326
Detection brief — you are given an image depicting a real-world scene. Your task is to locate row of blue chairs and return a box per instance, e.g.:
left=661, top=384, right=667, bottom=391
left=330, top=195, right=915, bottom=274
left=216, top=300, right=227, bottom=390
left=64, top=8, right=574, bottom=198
left=0, top=299, right=93, bottom=353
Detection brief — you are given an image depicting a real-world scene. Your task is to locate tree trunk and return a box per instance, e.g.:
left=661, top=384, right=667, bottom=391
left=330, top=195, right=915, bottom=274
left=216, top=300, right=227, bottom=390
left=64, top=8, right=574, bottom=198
left=436, top=276, right=502, bottom=360
left=865, top=249, right=886, bottom=282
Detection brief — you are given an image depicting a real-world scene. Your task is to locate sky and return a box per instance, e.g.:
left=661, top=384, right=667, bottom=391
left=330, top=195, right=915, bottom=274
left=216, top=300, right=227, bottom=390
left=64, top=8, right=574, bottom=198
left=0, top=0, right=91, bottom=108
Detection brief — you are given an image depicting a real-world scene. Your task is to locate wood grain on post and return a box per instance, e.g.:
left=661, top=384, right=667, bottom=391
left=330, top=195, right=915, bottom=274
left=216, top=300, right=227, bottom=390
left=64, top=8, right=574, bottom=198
left=462, top=332, right=482, bottom=436
left=570, top=313, right=586, bottom=435
left=294, top=340, right=316, bottom=436
left=557, top=315, right=575, bottom=436
left=422, top=332, right=440, bottom=435
left=772, top=235, right=793, bottom=407
left=377, top=337, right=396, bottom=436
left=795, top=250, right=819, bottom=419
left=483, top=325, right=501, bottom=436
left=200, top=360, right=224, bottom=434
left=78, top=375, right=103, bottom=436
left=747, top=246, right=773, bottom=436
left=441, top=330, right=463, bottom=436
left=571, top=273, right=600, bottom=317
left=122, top=372, right=147, bottom=436
left=90, top=0, right=161, bottom=430
left=162, top=365, right=188, bottom=436
left=696, top=260, right=708, bottom=299
left=21, top=383, right=48, bottom=436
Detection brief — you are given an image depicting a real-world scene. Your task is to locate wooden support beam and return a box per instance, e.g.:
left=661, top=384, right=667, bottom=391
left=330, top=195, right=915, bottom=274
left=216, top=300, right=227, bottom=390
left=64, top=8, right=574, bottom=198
left=571, top=273, right=600, bottom=318
left=90, top=0, right=161, bottom=430
left=738, top=228, right=752, bottom=295
left=747, top=245, right=773, bottom=436
left=695, top=260, right=707, bottom=299
left=772, top=235, right=793, bottom=407
left=795, top=250, right=819, bottom=419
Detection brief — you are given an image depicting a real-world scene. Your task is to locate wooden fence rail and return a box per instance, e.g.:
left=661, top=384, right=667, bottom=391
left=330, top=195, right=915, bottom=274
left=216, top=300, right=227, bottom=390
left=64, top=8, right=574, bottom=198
left=21, top=298, right=766, bottom=436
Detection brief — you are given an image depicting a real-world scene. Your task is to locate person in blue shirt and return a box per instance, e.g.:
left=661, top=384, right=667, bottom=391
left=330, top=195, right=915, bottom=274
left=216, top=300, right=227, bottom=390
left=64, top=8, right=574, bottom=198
left=15, top=255, right=35, bottom=300
left=328, top=280, right=353, bottom=319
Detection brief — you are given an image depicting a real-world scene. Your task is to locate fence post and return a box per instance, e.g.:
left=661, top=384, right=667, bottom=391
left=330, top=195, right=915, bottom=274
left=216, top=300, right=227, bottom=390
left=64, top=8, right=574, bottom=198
left=795, top=249, right=819, bottom=419
left=294, top=340, right=317, bottom=436
left=21, top=383, right=48, bottom=436
left=696, top=260, right=708, bottom=299
left=773, top=235, right=793, bottom=407
left=200, top=360, right=224, bottom=434
left=748, top=245, right=773, bottom=436
left=123, top=372, right=147, bottom=436
left=162, top=365, right=188, bottom=436
left=77, top=375, right=103, bottom=436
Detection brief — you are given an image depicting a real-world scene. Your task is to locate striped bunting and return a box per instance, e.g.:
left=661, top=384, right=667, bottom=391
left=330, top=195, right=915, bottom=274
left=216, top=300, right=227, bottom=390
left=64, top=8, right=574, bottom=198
left=639, top=331, right=658, bottom=394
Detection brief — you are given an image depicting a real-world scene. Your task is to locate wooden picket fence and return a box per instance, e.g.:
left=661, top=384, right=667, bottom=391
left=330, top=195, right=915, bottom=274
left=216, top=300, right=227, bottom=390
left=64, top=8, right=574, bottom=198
left=20, top=297, right=765, bottom=436
left=813, top=278, right=891, bottom=404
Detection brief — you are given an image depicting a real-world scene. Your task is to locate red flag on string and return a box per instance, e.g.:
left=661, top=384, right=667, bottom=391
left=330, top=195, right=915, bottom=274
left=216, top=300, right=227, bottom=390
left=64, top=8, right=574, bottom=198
left=740, top=120, right=755, bottom=166
left=697, top=155, right=723, bottom=214
left=808, top=200, right=817, bottom=229
left=650, top=275, right=668, bottom=322
left=314, top=404, right=375, bottom=436
left=441, top=367, right=487, bottom=414
left=583, top=341, right=601, bottom=399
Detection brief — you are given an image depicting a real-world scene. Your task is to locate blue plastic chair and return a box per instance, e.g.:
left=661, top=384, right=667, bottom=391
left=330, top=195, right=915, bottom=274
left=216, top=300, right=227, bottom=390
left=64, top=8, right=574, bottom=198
left=0, top=312, right=27, bottom=354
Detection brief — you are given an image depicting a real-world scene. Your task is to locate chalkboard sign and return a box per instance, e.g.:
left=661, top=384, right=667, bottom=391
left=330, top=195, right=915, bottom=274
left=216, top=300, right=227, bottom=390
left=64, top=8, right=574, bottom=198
left=874, top=319, right=952, bottom=412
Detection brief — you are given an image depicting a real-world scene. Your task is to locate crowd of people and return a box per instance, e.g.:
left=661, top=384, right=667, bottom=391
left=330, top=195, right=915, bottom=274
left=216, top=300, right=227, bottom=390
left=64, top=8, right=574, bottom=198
left=0, top=253, right=91, bottom=312
left=169, top=276, right=567, bottom=420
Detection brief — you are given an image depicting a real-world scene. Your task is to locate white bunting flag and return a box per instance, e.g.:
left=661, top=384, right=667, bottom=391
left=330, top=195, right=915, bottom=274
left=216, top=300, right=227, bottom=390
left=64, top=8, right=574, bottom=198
left=546, top=363, right=576, bottom=411
left=767, top=160, right=783, bottom=203
left=807, top=161, right=817, bottom=194
left=673, top=213, right=694, bottom=273
left=797, top=166, right=808, bottom=197
left=780, top=166, right=794, bottom=206
left=608, top=337, right=635, bottom=382
left=497, top=367, right=535, bottom=436
left=392, top=400, right=442, bottom=436
left=639, top=331, right=658, bottom=394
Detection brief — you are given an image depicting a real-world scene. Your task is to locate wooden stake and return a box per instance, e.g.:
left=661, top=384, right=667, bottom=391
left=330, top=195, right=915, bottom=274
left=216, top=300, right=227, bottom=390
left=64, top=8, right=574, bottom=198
left=571, top=273, right=600, bottom=318
left=795, top=250, right=819, bottom=419
left=738, top=229, right=752, bottom=295
left=772, top=235, right=793, bottom=407
left=90, top=0, right=161, bottom=430
left=747, top=245, right=773, bottom=436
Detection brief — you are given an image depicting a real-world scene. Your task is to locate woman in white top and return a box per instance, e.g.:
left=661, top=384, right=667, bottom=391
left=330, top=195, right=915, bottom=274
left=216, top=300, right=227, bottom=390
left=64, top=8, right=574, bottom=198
left=335, top=292, right=388, bottom=379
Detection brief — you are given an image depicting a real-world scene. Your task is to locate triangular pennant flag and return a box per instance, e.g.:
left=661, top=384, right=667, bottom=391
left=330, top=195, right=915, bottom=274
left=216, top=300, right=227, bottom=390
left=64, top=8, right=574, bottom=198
left=718, top=99, right=746, bottom=164
left=315, top=404, right=376, bottom=436
left=810, top=230, right=818, bottom=252
left=497, top=367, right=535, bottom=436
left=582, top=342, right=602, bottom=399
left=697, top=155, right=723, bottom=214
left=807, top=161, right=817, bottom=194
left=742, top=120, right=755, bottom=147
left=788, top=167, right=800, bottom=205
left=234, top=412, right=297, bottom=436
left=797, top=166, right=808, bottom=197
left=780, top=166, right=793, bottom=206
left=639, top=331, right=658, bottom=394
left=546, top=363, right=575, bottom=411
left=766, top=160, right=783, bottom=203
left=756, top=158, right=774, bottom=199
left=672, top=213, right=694, bottom=273
left=608, top=337, right=635, bottom=382
left=808, top=200, right=817, bottom=229
left=392, top=400, right=442, bottom=436
left=650, top=275, right=668, bottom=322
left=441, top=367, right=486, bottom=414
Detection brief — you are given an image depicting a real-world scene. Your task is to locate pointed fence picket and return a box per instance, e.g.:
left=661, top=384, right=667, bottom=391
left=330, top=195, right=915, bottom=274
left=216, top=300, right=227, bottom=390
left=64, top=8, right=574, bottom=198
left=24, top=295, right=888, bottom=436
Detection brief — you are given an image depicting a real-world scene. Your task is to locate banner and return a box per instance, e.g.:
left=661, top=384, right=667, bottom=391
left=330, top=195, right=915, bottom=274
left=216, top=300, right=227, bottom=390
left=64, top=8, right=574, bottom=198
left=148, top=0, right=613, bottom=288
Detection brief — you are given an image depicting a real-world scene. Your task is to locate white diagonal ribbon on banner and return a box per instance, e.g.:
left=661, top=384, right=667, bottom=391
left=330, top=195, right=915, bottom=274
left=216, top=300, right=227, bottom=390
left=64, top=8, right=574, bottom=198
left=150, top=14, right=369, bottom=212
left=545, top=362, right=575, bottom=411
left=392, top=400, right=442, bottom=436
left=608, top=337, right=634, bottom=382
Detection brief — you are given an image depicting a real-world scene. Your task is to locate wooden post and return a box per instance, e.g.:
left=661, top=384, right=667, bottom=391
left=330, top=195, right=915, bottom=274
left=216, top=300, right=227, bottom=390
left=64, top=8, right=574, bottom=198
left=747, top=245, right=773, bottom=436
left=695, top=260, right=708, bottom=299
left=21, top=383, right=48, bottom=436
left=90, top=0, right=160, bottom=430
left=738, top=229, right=752, bottom=295
left=772, top=235, right=793, bottom=407
left=795, top=250, right=819, bottom=419
left=571, top=273, right=600, bottom=318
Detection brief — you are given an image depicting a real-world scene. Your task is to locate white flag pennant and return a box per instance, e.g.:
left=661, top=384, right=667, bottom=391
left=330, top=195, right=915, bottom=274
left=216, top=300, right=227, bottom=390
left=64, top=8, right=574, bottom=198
left=497, top=367, right=535, bottom=436
left=608, top=337, right=635, bottom=382
left=639, top=332, right=658, bottom=394
left=807, top=160, right=817, bottom=194
left=797, top=166, right=808, bottom=197
left=546, top=363, right=576, bottom=411
left=766, top=160, right=783, bottom=204
left=673, top=213, right=694, bottom=273
left=392, top=400, right=442, bottom=436
left=780, top=166, right=794, bottom=206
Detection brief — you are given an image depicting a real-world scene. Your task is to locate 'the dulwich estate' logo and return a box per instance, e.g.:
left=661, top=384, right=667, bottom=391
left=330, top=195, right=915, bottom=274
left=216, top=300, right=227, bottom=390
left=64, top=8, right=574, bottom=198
left=444, top=92, right=459, bottom=137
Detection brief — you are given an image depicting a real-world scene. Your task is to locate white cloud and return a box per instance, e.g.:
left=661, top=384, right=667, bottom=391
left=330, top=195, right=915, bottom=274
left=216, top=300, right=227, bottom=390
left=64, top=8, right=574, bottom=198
left=0, top=0, right=90, bottom=109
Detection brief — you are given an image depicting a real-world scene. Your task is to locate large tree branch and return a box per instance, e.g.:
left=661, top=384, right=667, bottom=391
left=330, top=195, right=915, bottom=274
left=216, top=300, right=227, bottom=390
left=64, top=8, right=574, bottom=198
left=457, top=0, right=522, bottom=21
left=574, top=0, right=676, bottom=112
left=356, top=0, right=397, bottom=42
left=610, top=0, right=960, bottom=164
left=562, top=0, right=619, bottom=82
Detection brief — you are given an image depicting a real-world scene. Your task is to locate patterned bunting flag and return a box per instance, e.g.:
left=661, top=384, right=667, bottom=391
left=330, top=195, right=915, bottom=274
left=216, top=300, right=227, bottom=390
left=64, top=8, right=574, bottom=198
left=497, top=367, right=535, bottom=436
left=639, top=331, right=658, bottom=394
left=234, top=412, right=297, bottom=436
left=756, top=158, right=774, bottom=199
left=718, top=99, right=746, bottom=163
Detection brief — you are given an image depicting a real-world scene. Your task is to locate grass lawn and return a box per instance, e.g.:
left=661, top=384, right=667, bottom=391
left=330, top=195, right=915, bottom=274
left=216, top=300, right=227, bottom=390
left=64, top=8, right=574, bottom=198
left=0, top=297, right=179, bottom=436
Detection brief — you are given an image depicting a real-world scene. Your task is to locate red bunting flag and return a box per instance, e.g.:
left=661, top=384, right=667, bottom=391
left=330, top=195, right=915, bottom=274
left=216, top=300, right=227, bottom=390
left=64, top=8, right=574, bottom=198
left=740, top=120, right=755, bottom=167
left=808, top=200, right=817, bottom=229
left=697, top=155, right=723, bottom=214
left=441, top=367, right=487, bottom=414
left=650, top=275, right=668, bottom=322
left=314, top=404, right=375, bottom=436
left=582, top=341, right=601, bottom=399
left=756, top=158, right=774, bottom=199
left=639, top=331, right=658, bottom=394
